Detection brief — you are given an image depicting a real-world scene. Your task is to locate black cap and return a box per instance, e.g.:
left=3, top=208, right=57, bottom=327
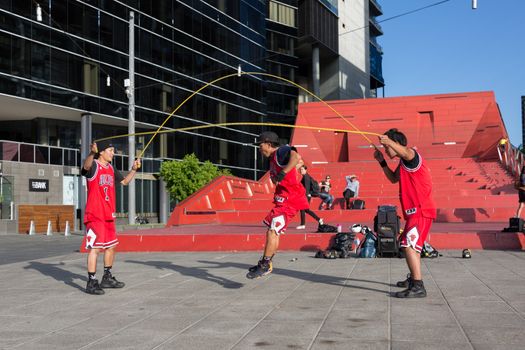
left=96, top=139, right=115, bottom=153
left=254, top=131, right=280, bottom=145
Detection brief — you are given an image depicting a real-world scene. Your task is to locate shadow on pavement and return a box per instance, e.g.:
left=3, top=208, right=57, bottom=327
left=198, top=260, right=391, bottom=295
left=125, top=260, right=244, bottom=289
left=24, top=261, right=86, bottom=291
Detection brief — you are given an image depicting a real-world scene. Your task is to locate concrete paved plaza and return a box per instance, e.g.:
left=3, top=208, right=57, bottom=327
left=1, top=235, right=525, bottom=349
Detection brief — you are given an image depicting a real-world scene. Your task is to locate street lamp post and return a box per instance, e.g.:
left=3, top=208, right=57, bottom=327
left=127, top=11, right=136, bottom=225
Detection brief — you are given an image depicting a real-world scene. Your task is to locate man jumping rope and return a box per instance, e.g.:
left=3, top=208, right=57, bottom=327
left=374, top=128, right=437, bottom=298
left=247, top=131, right=309, bottom=278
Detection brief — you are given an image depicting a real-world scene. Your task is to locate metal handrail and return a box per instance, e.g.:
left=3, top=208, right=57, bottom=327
left=497, top=140, right=523, bottom=179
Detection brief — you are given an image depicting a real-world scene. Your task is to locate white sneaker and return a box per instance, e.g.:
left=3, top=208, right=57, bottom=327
left=318, top=219, right=324, bottom=225
left=296, top=225, right=306, bottom=230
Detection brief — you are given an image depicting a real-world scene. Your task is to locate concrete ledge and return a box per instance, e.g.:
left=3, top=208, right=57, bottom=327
left=0, top=220, right=17, bottom=235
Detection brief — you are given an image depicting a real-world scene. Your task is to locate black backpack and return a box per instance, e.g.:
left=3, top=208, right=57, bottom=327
left=332, top=232, right=354, bottom=258
left=351, top=199, right=365, bottom=210
left=317, top=223, right=338, bottom=233
left=374, top=205, right=400, bottom=236
left=311, top=179, right=320, bottom=197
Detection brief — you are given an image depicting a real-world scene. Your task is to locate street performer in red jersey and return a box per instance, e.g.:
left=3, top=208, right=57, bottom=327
left=82, top=140, right=141, bottom=295
left=247, top=131, right=309, bottom=279
left=374, top=128, right=437, bottom=298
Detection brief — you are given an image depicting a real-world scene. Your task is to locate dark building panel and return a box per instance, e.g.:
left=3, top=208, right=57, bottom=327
left=0, top=0, right=277, bottom=179
left=297, top=0, right=338, bottom=55
left=266, top=0, right=299, bottom=141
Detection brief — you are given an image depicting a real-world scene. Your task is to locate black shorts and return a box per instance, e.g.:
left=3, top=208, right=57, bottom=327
left=519, top=190, right=525, bottom=203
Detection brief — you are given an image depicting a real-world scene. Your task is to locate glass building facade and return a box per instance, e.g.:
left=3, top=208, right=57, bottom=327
left=0, top=0, right=299, bottom=218
left=0, top=0, right=300, bottom=175
left=265, top=0, right=298, bottom=138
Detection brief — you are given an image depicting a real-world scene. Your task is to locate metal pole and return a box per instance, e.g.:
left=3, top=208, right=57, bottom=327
left=127, top=11, right=136, bottom=225
left=254, top=139, right=257, bottom=180
left=159, top=178, right=168, bottom=224
left=80, top=112, right=92, bottom=232
left=312, top=45, right=320, bottom=99
left=0, top=173, right=3, bottom=220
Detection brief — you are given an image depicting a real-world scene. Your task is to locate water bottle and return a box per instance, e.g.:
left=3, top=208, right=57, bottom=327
left=353, top=238, right=360, bottom=253
left=337, top=224, right=342, bottom=233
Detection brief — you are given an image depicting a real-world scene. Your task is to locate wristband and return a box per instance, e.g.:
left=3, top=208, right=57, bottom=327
left=275, top=170, right=286, bottom=182
left=379, top=160, right=387, bottom=168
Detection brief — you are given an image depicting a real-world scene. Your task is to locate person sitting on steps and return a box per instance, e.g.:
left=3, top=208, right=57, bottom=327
left=318, top=175, right=334, bottom=210
left=343, top=174, right=360, bottom=209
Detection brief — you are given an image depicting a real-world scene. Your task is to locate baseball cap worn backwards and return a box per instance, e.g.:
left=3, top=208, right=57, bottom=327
left=254, top=131, right=280, bottom=145
left=96, top=139, right=115, bottom=153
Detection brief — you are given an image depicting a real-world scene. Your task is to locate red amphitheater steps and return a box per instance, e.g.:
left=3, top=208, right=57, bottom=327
left=162, top=158, right=518, bottom=226
left=79, top=222, right=525, bottom=252
left=79, top=92, right=524, bottom=252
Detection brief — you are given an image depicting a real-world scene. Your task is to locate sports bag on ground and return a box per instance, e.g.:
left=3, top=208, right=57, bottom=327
left=358, top=229, right=377, bottom=258
left=332, top=232, right=354, bottom=258
left=351, top=199, right=365, bottom=210
left=317, top=223, right=338, bottom=233
left=421, top=241, right=440, bottom=258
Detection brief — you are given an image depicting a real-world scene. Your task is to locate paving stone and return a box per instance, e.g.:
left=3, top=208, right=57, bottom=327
left=1, top=236, right=524, bottom=349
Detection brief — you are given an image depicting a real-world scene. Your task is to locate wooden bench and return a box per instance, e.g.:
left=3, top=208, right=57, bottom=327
left=18, top=205, right=75, bottom=234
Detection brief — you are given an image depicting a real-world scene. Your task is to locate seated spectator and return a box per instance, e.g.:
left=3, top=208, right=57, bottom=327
left=318, top=175, right=334, bottom=210
left=343, top=174, right=360, bottom=209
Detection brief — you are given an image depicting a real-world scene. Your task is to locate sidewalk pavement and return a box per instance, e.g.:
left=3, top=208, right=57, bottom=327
left=1, top=235, right=525, bottom=350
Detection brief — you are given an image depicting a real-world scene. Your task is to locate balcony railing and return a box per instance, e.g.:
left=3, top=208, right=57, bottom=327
left=369, top=16, right=383, bottom=36
left=0, top=140, right=162, bottom=173
left=369, top=0, right=383, bottom=16
left=369, top=37, right=383, bottom=54
left=0, top=140, right=80, bottom=167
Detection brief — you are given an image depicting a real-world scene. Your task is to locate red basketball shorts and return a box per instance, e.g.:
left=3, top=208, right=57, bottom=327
left=399, top=216, right=433, bottom=253
left=263, top=205, right=298, bottom=235
left=85, top=220, right=119, bottom=250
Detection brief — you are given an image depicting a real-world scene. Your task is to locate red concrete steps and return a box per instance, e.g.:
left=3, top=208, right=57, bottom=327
left=214, top=206, right=516, bottom=224
left=80, top=222, right=525, bottom=252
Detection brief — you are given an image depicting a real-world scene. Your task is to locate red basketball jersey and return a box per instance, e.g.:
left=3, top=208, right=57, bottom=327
left=269, top=147, right=309, bottom=211
left=398, top=150, right=437, bottom=220
left=84, top=160, right=121, bottom=223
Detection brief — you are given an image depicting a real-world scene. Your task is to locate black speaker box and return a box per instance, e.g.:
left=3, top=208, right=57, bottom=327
left=377, top=236, right=398, bottom=257
left=377, top=223, right=397, bottom=238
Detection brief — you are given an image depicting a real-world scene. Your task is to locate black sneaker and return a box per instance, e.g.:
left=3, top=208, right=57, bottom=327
left=246, top=261, right=272, bottom=279
left=248, top=261, right=260, bottom=273
left=248, top=264, right=258, bottom=273
left=86, top=278, right=105, bottom=295
left=249, top=257, right=273, bottom=272
left=396, top=273, right=412, bottom=288
left=100, top=274, right=125, bottom=288
left=395, top=281, right=427, bottom=298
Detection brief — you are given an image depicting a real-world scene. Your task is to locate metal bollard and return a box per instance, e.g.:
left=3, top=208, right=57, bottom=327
left=46, top=220, right=53, bottom=236
left=64, top=221, right=71, bottom=236
left=29, top=220, right=36, bottom=235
